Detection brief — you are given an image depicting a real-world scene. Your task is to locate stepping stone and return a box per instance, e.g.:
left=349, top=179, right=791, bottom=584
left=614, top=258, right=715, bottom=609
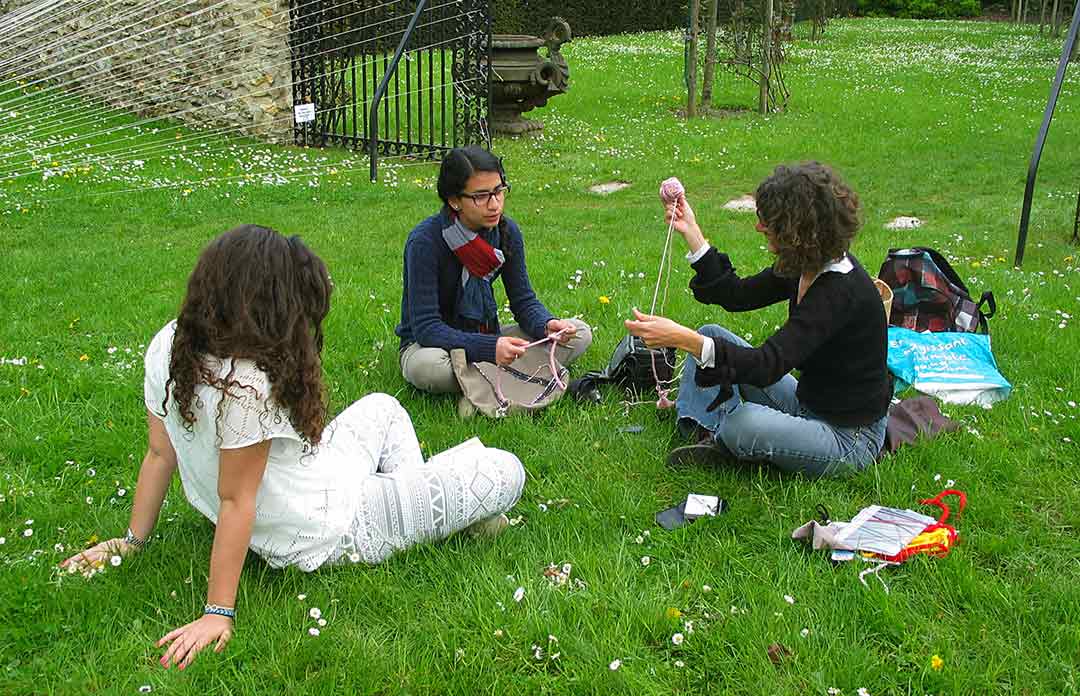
left=588, top=181, right=631, bottom=195
left=722, top=195, right=757, bottom=212
left=885, top=216, right=923, bottom=230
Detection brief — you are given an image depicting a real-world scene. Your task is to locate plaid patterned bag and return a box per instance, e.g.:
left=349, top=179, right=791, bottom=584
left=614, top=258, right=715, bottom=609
left=878, top=247, right=996, bottom=333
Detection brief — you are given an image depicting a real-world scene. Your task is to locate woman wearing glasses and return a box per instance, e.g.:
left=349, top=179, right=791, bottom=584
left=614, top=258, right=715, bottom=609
left=396, top=146, right=591, bottom=396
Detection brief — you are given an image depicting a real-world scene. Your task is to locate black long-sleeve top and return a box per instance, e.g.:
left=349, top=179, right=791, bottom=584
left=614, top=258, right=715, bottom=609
left=691, top=247, right=891, bottom=427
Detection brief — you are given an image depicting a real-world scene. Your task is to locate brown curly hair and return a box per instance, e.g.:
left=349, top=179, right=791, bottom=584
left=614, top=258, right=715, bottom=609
left=755, top=162, right=861, bottom=278
left=165, top=225, right=332, bottom=444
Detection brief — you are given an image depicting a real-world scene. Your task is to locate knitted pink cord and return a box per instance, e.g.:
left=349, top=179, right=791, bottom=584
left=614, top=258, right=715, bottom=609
left=494, top=328, right=570, bottom=408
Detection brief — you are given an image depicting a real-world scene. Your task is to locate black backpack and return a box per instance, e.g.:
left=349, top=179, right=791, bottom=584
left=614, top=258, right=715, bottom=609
left=569, top=334, right=676, bottom=402
left=878, top=247, right=996, bottom=334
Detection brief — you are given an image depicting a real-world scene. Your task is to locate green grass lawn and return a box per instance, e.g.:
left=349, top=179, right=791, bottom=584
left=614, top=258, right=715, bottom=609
left=2, top=17, right=1079, bottom=695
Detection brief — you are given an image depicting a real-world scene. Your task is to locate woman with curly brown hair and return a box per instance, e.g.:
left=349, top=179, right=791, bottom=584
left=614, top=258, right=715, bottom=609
left=61, top=225, right=525, bottom=669
left=626, top=162, right=891, bottom=477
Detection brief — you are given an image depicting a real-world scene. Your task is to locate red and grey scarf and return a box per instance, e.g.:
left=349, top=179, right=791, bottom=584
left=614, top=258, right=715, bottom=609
left=443, top=216, right=505, bottom=331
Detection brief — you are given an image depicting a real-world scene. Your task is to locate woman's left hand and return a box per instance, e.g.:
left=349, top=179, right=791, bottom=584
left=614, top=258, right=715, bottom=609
left=545, top=319, right=577, bottom=345
left=157, top=614, right=234, bottom=670
left=624, top=309, right=693, bottom=350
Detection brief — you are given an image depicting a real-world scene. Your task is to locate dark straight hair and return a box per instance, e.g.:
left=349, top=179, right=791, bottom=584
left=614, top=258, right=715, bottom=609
left=436, top=146, right=507, bottom=208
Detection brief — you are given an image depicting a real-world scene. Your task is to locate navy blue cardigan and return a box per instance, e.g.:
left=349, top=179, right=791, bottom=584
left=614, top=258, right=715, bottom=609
left=395, top=210, right=554, bottom=364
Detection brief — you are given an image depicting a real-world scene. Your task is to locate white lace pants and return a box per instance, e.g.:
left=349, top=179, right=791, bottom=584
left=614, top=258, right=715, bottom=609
left=325, top=393, right=525, bottom=565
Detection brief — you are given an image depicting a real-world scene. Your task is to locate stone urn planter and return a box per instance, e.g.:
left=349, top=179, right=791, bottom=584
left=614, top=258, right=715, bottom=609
left=490, top=18, right=571, bottom=135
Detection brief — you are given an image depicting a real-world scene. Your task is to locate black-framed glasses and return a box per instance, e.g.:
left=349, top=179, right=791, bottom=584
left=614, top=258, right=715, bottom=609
left=460, top=183, right=511, bottom=206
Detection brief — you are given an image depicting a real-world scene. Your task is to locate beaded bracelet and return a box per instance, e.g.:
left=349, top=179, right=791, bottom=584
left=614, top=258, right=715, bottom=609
left=123, top=528, right=147, bottom=549
left=204, top=604, right=236, bottom=619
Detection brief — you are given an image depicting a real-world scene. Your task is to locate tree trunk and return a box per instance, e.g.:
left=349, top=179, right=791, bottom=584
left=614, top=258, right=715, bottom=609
left=760, top=0, right=773, bottom=114
left=1039, top=0, right=1049, bottom=33
left=687, top=0, right=699, bottom=118
left=702, top=0, right=720, bottom=106
left=1011, top=0, right=1019, bottom=21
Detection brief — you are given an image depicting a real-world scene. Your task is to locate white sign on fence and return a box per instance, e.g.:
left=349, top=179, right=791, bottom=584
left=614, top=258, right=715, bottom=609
left=294, top=103, right=316, bottom=124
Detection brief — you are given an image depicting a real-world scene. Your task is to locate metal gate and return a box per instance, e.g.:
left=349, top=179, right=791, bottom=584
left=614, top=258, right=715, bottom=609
left=288, top=0, right=491, bottom=176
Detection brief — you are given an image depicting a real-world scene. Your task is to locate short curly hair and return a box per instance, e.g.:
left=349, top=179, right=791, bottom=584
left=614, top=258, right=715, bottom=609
left=755, top=162, right=861, bottom=278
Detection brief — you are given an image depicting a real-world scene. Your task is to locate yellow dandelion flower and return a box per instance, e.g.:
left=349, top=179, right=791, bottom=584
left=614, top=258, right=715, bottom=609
left=930, top=654, right=944, bottom=671
left=79, top=354, right=89, bottom=361
left=665, top=607, right=682, bottom=620
left=599, top=295, right=611, bottom=304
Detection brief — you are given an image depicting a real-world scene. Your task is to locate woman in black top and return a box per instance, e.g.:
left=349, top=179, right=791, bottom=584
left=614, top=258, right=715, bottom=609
left=626, top=162, right=890, bottom=477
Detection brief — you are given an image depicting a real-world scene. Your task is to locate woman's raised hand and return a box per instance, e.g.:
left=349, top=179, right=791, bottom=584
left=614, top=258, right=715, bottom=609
left=664, top=195, right=698, bottom=238
left=59, top=537, right=135, bottom=574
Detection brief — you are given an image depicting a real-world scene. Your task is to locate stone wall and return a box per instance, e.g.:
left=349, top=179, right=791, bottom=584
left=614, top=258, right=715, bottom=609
left=0, top=0, right=293, bottom=143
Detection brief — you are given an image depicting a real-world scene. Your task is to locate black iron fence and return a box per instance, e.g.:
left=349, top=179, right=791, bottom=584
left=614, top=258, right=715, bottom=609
left=289, top=0, right=491, bottom=168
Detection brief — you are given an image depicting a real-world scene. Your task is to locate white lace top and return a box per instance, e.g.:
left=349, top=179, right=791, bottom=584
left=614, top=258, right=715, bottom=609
left=143, top=322, right=360, bottom=571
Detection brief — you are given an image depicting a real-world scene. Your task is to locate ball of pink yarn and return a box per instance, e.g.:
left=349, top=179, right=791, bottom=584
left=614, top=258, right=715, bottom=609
left=659, top=177, right=685, bottom=204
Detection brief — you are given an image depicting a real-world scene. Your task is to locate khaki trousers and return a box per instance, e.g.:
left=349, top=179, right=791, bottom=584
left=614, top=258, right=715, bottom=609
left=400, top=319, right=593, bottom=394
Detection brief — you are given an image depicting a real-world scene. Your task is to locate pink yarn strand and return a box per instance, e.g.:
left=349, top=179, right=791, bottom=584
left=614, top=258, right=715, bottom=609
left=651, top=176, right=685, bottom=409
left=493, top=328, right=569, bottom=410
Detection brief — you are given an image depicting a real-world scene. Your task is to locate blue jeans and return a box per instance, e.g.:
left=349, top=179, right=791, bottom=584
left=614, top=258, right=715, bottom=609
left=676, top=324, right=887, bottom=478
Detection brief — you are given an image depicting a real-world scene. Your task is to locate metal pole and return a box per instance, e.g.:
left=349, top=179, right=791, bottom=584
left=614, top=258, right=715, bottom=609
left=1073, top=188, right=1080, bottom=244
left=370, top=0, right=429, bottom=182
left=1014, top=0, right=1080, bottom=266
